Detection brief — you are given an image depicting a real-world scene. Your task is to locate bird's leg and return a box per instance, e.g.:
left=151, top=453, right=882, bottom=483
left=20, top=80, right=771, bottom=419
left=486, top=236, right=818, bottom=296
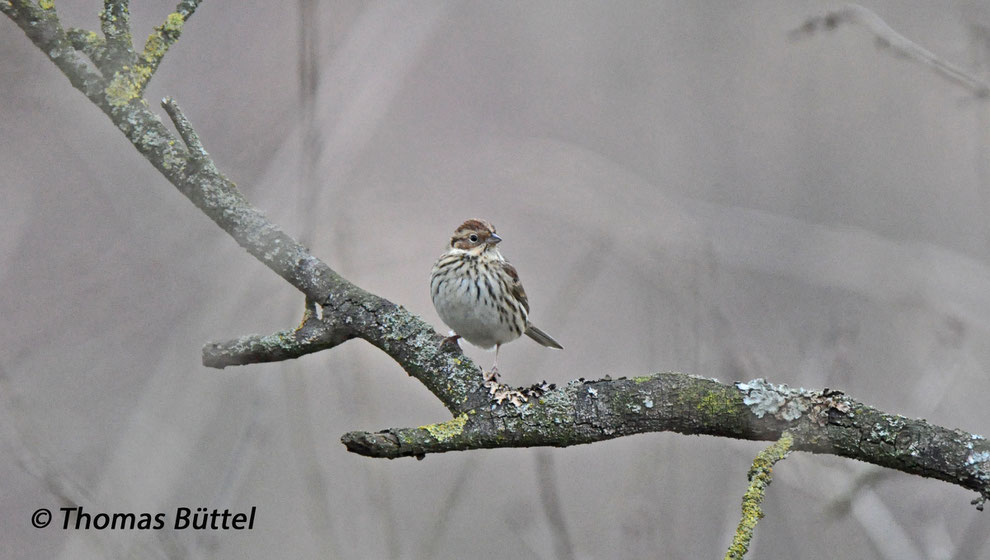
left=484, top=345, right=501, bottom=383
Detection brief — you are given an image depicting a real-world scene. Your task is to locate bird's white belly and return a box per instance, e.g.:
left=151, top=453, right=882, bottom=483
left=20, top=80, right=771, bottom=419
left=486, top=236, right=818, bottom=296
left=432, top=276, right=522, bottom=349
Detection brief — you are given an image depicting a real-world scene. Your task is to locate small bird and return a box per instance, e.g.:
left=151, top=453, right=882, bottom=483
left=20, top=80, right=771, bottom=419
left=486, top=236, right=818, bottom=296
left=431, top=219, right=563, bottom=381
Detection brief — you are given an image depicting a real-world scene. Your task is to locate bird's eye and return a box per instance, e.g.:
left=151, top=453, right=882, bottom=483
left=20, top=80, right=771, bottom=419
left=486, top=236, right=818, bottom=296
left=469, top=234, right=479, bottom=242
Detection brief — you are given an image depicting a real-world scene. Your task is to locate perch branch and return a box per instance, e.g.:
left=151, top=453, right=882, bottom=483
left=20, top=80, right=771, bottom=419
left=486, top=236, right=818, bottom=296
left=341, top=376, right=990, bottom=506
left=791, top=3, right=990, bottom=98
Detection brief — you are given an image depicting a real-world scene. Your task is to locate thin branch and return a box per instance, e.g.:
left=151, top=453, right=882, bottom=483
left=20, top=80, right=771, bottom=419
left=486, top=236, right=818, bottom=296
left=203, top=325, right=348, bottom=368
left=136, top=2, right=201, bottom=95
left=725, top=432, right=793, bottom=560
left=161, top=96, right=209, bottom=161
left=99, top=0, right=135, bottom=66
left=791, top=3, right=990, bottom=98
left=2, top=1, right=110, bottom=107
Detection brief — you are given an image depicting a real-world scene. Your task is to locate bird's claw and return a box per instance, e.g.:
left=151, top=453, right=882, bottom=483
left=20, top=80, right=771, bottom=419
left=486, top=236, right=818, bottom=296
left=438, top=333, right=461, bottom=350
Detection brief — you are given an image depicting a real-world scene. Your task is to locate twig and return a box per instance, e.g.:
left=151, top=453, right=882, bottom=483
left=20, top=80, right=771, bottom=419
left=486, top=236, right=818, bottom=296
left=161, top=96, right=209, bottom=161
left=99, top=0, right=135, bottom=66
left=1, top=1, right=109, bottom=106
left=202, top=324, right=349, bottom=368
left=725, top=432, right=793, bottom=560
left=791, top=3, right=990, bottom=98
left=137, top=3, right=201, bottom=95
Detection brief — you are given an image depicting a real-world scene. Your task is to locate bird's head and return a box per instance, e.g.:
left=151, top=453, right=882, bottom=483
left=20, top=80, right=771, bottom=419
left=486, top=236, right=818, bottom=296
left=449, top=219, right=501, bottom=255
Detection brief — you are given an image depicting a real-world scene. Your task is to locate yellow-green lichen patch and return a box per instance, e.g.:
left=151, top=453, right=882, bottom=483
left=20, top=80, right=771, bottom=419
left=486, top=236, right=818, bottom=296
left=142, top=12, right=184, bottom=63
left=82, top=30, right=103, bottom=47
left=725, top=432, right=793, bottom=560
left=105, top=66, right=152, bottom=107
left=632, top=375, right=655, bottom=384
left=677, top=381, right=741, bottom=422
left=39, top=0, right=54, bottom=10
left=163, top=12, right=185, bottom=31
left=421, top=413, right=468, bottom=442
left=697, top=390, right=738, bottom=417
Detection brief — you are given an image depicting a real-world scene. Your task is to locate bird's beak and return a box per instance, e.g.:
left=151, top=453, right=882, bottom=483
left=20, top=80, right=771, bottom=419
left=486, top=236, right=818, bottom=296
left=487, top=233, right=502, bottom=245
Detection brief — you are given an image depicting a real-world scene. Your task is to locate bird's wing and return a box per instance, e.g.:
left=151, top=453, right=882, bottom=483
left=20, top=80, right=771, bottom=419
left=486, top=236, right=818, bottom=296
left=500, top=261, right=530, bottom=315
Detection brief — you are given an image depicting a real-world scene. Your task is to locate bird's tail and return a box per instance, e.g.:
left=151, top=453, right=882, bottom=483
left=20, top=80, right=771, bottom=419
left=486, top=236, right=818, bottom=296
left=525, top=325, right=563, bottom=349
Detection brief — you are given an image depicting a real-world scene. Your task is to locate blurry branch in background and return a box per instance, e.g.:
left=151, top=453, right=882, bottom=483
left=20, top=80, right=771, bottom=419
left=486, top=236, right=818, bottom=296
left=0, top=364, right=95, bottom=509
left=725, top=433, right=793, bottom=560
left=791, top=3, right=990, bottom=98
left=3, top=3, right=989, bottom=553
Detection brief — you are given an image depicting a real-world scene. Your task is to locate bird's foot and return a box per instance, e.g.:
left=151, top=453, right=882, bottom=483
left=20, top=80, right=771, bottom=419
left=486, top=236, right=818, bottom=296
left=483, top=366, right=500, bottom=383
left=438, top=333, right=461, bottom=350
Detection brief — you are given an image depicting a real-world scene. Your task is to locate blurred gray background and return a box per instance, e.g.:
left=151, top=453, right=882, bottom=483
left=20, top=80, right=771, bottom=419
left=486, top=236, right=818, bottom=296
left=3, top=1, right=990, bottom=558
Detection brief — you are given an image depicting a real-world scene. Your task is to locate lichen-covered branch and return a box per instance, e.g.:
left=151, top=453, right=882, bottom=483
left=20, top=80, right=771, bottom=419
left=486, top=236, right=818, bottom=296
left=342, top=375, right=990, bottom=506
left=161, top=96, right=208, bottom=160
left=725, top=432, right=793, bottom=560
left=791, top=3, right=990, bottom=98
left=2, top=1, right=110, bottom=108
left=99, top=0, right=134, bottom=64
left=66, top=27, right=110, bottom=72
left=5, top=0, right=989, bottom=512
left=135, top=5, right=196, bottom=95
left=1, top=2, right=488, bottom=414
left=203, top=327, right=346, bottom=369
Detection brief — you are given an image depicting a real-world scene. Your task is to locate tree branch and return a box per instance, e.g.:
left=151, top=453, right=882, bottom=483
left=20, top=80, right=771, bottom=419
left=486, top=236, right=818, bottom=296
left=99, top=0, right=135, bottom=65
left=725, top=432, right=793, bottom=560
left=2, top=1, right=109, bottom=108
left=135, top=2, right=199, bottom=96
left=341, top=375, right=990, bottom=506
left=791, top=3, right=990, bottom=98
left=5, top=0, right=988, bottom=512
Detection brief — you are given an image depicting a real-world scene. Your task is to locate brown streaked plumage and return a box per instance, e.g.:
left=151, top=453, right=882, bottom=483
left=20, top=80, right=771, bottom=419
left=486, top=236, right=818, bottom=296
left=431, top=219, right=562, bottom=381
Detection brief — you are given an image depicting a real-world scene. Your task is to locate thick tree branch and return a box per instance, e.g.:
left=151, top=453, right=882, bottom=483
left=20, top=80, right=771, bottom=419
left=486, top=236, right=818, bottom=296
left=5, top=1, right=988, bottom=511
left=341, top=375, right=990, bottom=506
left=4, top=2, right=486, bottom=412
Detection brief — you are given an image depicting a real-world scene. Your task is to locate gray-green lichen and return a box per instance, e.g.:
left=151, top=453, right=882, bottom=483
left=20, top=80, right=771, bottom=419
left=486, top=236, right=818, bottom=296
left=736, top=378, right=806, bottom=420
left=735, top=378, right=851, bottom=425
left=105, top=65, right=152, bottom=107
